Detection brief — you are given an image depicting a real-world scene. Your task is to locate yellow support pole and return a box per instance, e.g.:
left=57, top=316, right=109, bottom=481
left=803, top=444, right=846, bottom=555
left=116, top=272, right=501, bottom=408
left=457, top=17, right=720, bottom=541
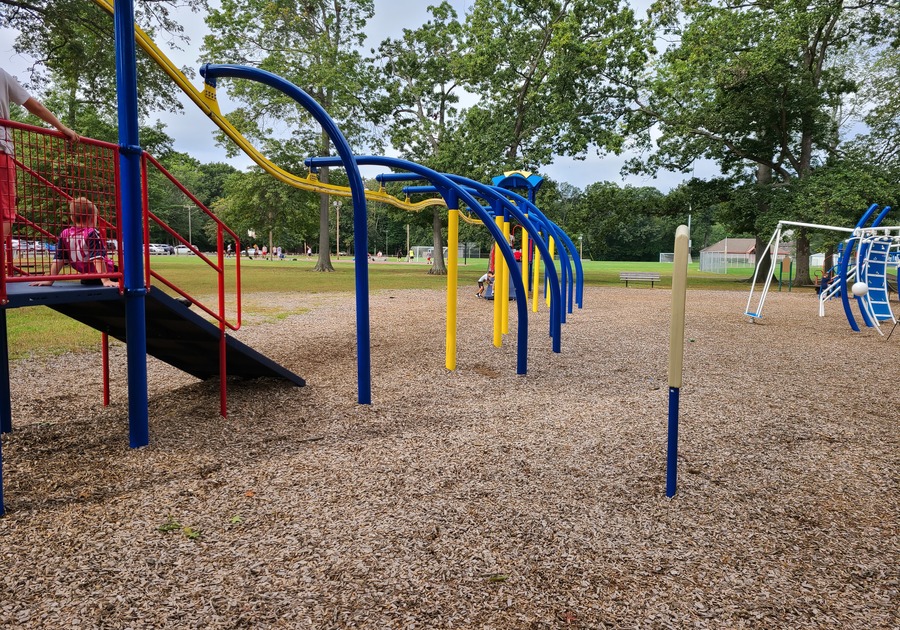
left=493, top=225, right=504, bottom=347
left=521, top=224, right=529, bottom=301
left=502, top=220, right=511, bottom=335
left=532, top=234, right=541, bottom=313
left=445, top=208, right=459, bottom=370
left=546, top=236, right=556, bottom=307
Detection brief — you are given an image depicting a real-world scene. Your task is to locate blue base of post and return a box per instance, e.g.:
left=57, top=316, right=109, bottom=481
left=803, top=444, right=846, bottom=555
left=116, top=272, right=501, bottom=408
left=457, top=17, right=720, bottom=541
left=666, top=386, right=680, bottom=498
left=0, top=437, right=4, bottom=516
left=124, top=293, right=149, bottom=448
left=0, top=310, right=10, bottom=434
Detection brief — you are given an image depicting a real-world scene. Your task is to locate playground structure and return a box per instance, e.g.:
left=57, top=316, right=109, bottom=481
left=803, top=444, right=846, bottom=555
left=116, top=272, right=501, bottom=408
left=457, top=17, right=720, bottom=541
left=0, top=0, right=585, bottom=512
left=745, top=203, right=897, bottom=335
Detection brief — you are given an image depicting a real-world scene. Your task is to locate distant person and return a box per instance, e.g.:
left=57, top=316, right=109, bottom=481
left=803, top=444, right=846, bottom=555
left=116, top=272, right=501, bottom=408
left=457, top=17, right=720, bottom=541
left=408, top=249, right=414, bottom=262
left=261, top=244, right=268, bottom=259
left=226, top=243, right=232, bottom=257
left=476, top=270, right=494, bottom=298
left=30, top=197, right=116, bottom=287
left=307, top=245, right=312, bottom=257
left=514, top=249, right=522, bottom=262
left=1, top=67, right=79, bottom=268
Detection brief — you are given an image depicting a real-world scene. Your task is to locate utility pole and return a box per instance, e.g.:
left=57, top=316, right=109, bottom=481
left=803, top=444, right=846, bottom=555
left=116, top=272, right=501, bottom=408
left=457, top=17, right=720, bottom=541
left=334, top=200, right=341, bottom=260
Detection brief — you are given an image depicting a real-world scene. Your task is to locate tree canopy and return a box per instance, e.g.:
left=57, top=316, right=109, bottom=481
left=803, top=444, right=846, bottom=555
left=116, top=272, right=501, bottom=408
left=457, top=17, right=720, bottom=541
left=1, top=0, right=897, bottom=269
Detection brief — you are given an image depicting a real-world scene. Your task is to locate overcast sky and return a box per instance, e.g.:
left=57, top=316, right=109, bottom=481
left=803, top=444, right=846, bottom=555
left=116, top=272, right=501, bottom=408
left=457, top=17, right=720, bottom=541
left=1, top=0, right=715, bottom=192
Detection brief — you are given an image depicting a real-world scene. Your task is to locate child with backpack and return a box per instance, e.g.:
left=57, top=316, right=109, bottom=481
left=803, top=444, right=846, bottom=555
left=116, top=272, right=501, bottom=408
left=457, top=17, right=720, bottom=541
left=30, top=197, right=117, bottom=287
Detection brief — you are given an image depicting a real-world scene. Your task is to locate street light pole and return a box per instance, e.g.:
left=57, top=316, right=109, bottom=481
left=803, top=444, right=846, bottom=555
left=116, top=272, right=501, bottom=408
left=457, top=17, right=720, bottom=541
left=186, top=204, right=193, bottom=246
left=335, top=201, right=340, bottom=260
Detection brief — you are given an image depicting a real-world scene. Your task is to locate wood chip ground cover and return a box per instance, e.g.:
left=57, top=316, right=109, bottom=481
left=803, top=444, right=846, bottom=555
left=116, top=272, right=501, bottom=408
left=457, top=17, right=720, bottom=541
left=0, top=287, right=896, bottom=628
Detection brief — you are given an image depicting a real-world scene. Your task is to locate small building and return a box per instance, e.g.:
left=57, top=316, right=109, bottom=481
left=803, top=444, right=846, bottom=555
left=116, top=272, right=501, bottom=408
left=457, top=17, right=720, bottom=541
left=700, top=238, right=793, bottom=273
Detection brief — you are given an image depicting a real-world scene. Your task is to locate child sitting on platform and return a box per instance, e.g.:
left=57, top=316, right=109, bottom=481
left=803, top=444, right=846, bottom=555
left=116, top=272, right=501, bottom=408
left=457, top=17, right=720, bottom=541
left=30, top=197, right=117, bottom=287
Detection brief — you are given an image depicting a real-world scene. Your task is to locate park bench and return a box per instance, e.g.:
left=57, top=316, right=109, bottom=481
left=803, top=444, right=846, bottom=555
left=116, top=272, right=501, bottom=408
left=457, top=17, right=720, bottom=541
left=620, top=271, right=661, bottom=288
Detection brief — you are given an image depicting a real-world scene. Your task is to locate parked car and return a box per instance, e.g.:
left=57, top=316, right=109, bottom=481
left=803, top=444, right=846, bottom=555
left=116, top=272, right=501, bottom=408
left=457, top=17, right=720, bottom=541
left=174, top=244, right=194, bottom=255
left=149, top=243, right=175, bottom=255
left=11, top=239, right=40, bottom=253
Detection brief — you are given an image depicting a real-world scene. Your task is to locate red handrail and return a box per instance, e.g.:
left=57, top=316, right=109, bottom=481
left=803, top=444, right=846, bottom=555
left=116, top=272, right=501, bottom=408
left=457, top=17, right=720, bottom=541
left=141, top=152, right=242, bottom=331
left=0, top=121, right=242, bottom=335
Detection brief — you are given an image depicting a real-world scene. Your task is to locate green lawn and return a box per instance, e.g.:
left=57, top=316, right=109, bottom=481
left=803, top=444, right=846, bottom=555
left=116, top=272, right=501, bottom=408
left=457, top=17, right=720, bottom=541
left=5, top=255, right=790, bottom=358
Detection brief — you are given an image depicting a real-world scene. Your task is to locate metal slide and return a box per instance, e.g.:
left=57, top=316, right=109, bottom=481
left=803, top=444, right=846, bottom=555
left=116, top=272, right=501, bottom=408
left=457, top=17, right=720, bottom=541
left=5, top=283, right=304, bottom=385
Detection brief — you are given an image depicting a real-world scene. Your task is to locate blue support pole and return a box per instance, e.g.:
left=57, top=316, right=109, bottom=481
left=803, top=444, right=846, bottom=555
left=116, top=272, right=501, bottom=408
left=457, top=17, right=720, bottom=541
left=203, top=64, right=371, bottom=404
left=113, top=0, right=149, bottom=448
left=666, top=386, right=680, bottom=498
left=0, top=310, right=10, bottom=435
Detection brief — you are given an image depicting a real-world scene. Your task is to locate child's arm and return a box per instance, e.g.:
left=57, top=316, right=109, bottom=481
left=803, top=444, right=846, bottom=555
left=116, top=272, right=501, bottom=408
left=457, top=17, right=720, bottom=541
left=92, top=258, right=117, bottom=287
left=29, top=259, right=65, bottom=286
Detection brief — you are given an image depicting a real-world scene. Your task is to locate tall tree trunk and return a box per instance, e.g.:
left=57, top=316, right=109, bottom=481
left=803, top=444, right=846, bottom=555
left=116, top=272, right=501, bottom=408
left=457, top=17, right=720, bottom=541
left=792, top=126, right=814, bottom=286
left=314, top=166, right=336, bottom=272
left=753, top=163, right=774, bottom=282
left=314, top=123, right=336, bottom=272
left=428, top=206, right=447, bottom=275
left=794, top=228, right=811, bottom=286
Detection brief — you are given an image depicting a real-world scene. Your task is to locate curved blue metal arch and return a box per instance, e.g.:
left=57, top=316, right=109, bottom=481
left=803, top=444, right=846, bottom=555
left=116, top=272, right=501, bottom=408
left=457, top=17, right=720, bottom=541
left=838, top=203, right=884, bottom=332
left=444, top=177, right=564, bottom=351
left=201, top=64, right=373, bottom=404
left=407, top=180, right=584, bottom=319
left=307, top=155, right=531, bottom=374
left=490, top=188, right=584, bottom=313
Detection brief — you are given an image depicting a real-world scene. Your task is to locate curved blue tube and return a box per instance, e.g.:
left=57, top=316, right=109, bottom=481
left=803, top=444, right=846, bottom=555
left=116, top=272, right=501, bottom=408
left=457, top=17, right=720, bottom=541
left=839, top=204, right=882, bottom=332
left=307, top=155, right=531, bottom=374
left=448, top=177, right=564, bottom=352
left=492, top=190, right=583, bottom=313
left=202, top=64, right=372, bottom=403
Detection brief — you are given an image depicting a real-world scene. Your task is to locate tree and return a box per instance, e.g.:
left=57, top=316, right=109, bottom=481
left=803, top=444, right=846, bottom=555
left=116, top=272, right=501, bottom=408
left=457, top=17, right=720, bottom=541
left=569, top=182, right=669, bottom=261
left=1, top=0, right=201, bottom=124
left=458, top=0, right=644, bottom=170
left=370, top=2, right=466, bottom=275
left=624, top=0, right=897, bottom=284
left=848, top=45, right=900, bottom=169
left=214, top=168, right=318, bottom=255
left=203, top=0, right=377, bottom=272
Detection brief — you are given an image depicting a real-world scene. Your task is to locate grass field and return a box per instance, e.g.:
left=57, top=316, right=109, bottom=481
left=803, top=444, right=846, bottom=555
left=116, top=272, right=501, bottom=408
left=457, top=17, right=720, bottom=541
left=6, top=255, right=804, bottom=359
